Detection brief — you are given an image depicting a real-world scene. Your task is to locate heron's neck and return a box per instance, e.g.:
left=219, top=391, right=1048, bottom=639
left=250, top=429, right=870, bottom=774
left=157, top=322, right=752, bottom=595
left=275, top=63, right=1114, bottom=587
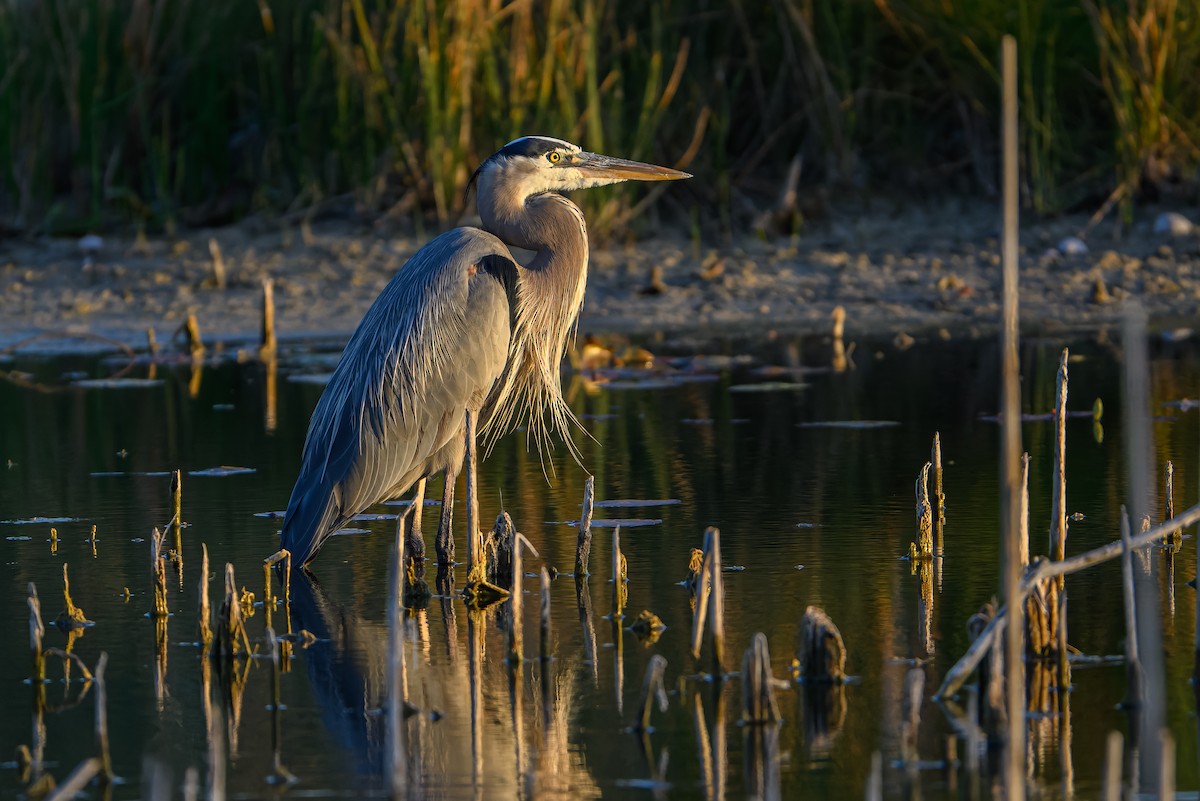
left=480, top=189, right=589, bottom=318
left=476, top=187, right=589, bottom=456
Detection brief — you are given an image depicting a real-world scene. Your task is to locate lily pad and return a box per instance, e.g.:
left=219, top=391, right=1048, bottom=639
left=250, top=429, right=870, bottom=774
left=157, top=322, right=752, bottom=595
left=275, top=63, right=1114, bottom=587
left=190, top=466, right=257, bottom=477
left=2, top=516, right=81, bottom=525
left=254, top=511, right=286, bottom=519
left=331, top=527, right=371, bottom=536
left=382, top=499, right=443, bottom=507
left=351, top=513, right=399, bottom=521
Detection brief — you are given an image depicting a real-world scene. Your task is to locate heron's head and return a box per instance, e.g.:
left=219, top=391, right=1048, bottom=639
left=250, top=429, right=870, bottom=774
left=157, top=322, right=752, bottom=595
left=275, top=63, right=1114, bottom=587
left=469, top=136, right=690, bottom=204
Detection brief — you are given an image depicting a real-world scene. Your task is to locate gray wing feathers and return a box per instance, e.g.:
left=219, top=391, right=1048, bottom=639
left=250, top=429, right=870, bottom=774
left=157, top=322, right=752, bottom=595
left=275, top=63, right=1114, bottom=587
left=280, top=228, right=516, bottom=565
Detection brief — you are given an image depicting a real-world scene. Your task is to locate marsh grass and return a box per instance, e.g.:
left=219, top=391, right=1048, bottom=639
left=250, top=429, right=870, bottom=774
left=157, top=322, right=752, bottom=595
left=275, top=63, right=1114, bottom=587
left=2, top=0, right=1199, bottom=234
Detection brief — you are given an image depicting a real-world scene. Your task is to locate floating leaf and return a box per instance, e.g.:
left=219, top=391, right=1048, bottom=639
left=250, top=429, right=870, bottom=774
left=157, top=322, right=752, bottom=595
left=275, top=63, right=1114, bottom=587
left=287, top=373, right=334, bottom=385
left=798, top=420, right=900, bottom=429
left=351, top=513, right=399, bottom=521
left=1, top=516, right=80, bottom=525
left=73, top=378, right=164, bottom=389
left=331, top=527, right=371, bottom=536
left=190, top=466, right=257, bottom=477
left=602, top=380, right=680, bottom=391
left=564, top=518, right=662, bottom=528
left=730, top=382, right=808, bottom=393
left=593, top=499, right=681, bottom=509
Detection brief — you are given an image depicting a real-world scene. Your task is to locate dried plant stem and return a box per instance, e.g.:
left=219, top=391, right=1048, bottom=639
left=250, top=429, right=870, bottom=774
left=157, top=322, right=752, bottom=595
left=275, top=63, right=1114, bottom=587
left=706, top=526, right=725, bottom=673
left=1051, top=348, right=1069, bottom=572
left=915, top=462, right=934, bottom=556
left=612, top=525, right=626, bottom=620
left=170, top=470, right=183, bottom=558
left=28, top=583, right=44, bottom=682
left=575, top=475, right=596, bottom=578
left=95, top=652, right=113, bottom=783
left=216, top=564, right=250, bottom=659
left=933, top=433, right=945, bottom=553
left=1120, top=508, right=1143, bottom=707
left=260, top=277, right=276, bottom=356
left=999, top=35, right=1025, bottom=801
left=1103, top=731, right=1123, bottom=801
left=199, top=544, right=213, bottom=651
left=151, top=528, right=169, bottom=618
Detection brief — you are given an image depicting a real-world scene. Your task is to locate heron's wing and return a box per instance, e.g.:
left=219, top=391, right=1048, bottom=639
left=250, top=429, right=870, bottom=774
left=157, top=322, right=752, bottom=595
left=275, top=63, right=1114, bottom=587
left=280, top=228, right=518, bottom=565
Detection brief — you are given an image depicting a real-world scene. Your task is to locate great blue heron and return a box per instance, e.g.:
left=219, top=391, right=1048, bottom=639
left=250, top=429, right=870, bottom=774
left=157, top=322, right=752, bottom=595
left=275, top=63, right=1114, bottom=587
left=279, top=136, right=689, bottom=567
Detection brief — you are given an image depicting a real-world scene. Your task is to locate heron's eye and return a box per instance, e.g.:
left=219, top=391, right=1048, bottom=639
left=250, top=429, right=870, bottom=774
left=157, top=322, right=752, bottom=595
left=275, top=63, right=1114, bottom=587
left=547, top=151, right=561, bottom=164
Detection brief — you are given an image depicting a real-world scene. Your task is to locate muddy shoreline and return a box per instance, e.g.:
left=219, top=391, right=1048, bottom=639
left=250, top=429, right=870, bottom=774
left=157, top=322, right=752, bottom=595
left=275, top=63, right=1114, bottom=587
left=2, top=201, right=1198, bottom=355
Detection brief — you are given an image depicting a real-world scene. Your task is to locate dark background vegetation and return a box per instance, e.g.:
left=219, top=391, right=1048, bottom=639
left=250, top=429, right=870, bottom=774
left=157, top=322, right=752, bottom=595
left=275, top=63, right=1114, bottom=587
left=1, top=0, right=1197, bottom=238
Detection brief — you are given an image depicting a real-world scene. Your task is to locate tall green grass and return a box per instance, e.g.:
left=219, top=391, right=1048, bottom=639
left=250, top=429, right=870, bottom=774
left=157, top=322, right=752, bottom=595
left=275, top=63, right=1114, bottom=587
left=1, top=0, right=1198, bottom=235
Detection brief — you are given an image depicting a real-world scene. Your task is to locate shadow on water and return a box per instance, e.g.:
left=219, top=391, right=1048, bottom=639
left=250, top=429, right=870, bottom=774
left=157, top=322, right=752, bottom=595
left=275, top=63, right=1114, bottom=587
left=4, top=330, right=1200, bottom=798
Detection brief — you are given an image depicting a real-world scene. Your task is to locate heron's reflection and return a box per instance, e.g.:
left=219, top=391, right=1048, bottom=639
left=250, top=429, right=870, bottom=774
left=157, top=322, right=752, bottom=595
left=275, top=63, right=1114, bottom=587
left=286, top=569, right=603, bottom=797
left=287, top=571, right=387, bottom=774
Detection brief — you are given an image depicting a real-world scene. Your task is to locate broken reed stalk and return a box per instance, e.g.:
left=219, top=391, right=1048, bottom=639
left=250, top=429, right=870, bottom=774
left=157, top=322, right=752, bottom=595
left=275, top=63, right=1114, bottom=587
left=1019, top=453, right=1031, bottom=568
left=199, top=544, right=213, bottom=651
left=387, top=513, right=408, bottom=792
left=938, top=500, right=1200, bottom=699
left=151, top=528, right=169, bottom=618
left=741, top=633, right=782, bottom=724
left=707, top=526, right=726, bottom=673
left=94, top=652, right=113, bottom=784
left=575, top=475, right=595, bottom=576
left=1159, top=729, right=1175, bottom=800
left=185, top=312, right=205, bottom=359
left=1102, top=731, right=1123, bottom=801
left=634, top=654, right=668, bottom=733
left=612, top=525, right=626, bottom=620
left=1119, top=508, right=1143, bottom=707
left=260, top=277, right=276, bottom=356
left=50, top=527, right=58, bottom=555
left=1165, top=461, right=1178, bottom=547
left=539, top=567, right=552, bottom=661
left=1051, top=348, right=1069, bottom=575
left=508, top=530, right=524, bottom=664
left=797, top=606, right=847, bottom=683
left=216, top=563, right=251, bottom=659
left=914, top=462, right=934, bottom=556
left=44, top=758, right=102, bottom=801
left=208, top=238, right=227, bottom=290
left=170, top=469, right=183, bottom=558
left=689, top=540, right=712, bottom=660
left=61, top=564, right=88, bottom=627
left=933, top=433, right=945, bottom=554
left=29, top=583, right=45, bottom=682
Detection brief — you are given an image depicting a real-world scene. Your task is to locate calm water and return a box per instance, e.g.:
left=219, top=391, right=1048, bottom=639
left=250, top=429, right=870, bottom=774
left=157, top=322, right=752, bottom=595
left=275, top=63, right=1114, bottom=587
left=2, top=330, right=1200, bottom=800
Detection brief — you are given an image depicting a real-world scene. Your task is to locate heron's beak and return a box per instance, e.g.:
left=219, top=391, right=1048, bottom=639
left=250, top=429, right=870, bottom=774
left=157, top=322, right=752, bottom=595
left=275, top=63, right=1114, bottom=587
left=574, top=152, right=692, bottom=182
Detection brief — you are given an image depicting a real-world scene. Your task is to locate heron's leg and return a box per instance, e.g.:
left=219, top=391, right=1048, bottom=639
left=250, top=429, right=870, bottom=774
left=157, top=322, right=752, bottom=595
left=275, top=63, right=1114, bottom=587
left=435, top=469, right=456, bottom=567
left=464, top=409, right=483, bottom=581
left=406, top=478, right=427, bottom=562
